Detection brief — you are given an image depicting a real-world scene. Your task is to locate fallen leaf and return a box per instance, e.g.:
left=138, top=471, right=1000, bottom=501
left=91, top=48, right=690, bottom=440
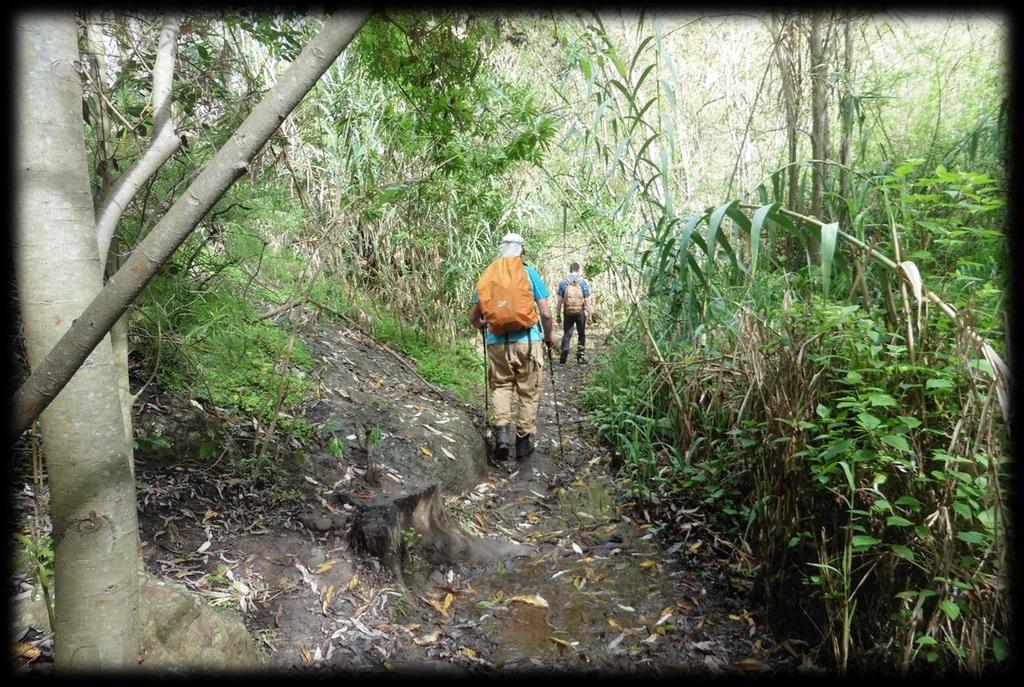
left=549, top=636, right=571, bottom=649
left=507, top=594, right=548, bottom=608
left=315, top=559, right=341, bottom=575
left=413, top=630, right=441, bottom=646
left=639, top=560, right=656, bottom=568
left=197, top=540, right=211, bottom=553
left=692, top=639, right=717, bottom=653
left=321, top=585, right=336, bottom=613
left=608, top=618, right=623, bottom=630
left=733, top=657, right=768, bottom=671
left=299, top=647, right=312, bottom=663
left=13, top=642, right=41, bottom=660
left=571, top=542, right=583, bottom=555
left=347, top=573, right=359, bottom=591
left=607, top=632, right=626, bottom=650
left=617, top=604, right=636, bottom=612
left=460, top=647, right=477, bottom=658
left=421, top=446, right=433, bottom=458
left=203, top=509, right=218, bottom=522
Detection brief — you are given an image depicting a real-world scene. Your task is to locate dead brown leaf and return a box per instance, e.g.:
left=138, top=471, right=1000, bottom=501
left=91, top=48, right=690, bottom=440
left=732, top=657, right=769, bottom=672
left=507, top=594, right=548, bottom=608
left=315, top=559, right=342, bottom=575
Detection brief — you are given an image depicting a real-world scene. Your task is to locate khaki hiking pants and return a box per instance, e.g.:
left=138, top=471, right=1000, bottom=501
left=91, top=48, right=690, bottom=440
left=487, top=339, right=544, bottom=436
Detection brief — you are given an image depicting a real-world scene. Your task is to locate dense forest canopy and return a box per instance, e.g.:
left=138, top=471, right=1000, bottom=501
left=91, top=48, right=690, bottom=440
left=11, top=9, right=1010, bottom=675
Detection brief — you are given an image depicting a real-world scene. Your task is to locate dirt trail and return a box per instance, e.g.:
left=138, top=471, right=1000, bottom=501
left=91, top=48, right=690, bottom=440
left=11, top=313, right=805, bottom=675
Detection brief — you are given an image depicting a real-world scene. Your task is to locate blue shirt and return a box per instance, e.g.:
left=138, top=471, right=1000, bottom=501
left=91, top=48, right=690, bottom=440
left=557, top=274, right=591, bottom=299
left=473, top=263, right=549, bottom=345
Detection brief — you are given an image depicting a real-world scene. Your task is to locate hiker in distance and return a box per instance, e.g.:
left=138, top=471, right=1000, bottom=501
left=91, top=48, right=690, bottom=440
left=468, top=233, right=555, bottom=462
left=556, top=262, right=593, bottom=364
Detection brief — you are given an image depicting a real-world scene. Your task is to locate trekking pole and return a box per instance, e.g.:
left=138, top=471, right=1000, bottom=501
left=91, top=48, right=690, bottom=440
left=481, top=328, right=489, bottom=423
left=545, top=345, right=566, bottom=464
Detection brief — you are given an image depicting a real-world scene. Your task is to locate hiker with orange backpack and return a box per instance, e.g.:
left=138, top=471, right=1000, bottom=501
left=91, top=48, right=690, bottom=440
left=467, top=233, right=555, bottom=461
left=556, top=262, right=592, bottom=364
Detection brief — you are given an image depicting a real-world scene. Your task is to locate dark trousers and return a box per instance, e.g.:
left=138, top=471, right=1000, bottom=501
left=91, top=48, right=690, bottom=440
left=560, top=312, right=586, bottom=357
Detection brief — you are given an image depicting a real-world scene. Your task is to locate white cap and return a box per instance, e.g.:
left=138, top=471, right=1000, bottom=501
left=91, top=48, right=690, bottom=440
left=497, top=232, right=525, bottom=258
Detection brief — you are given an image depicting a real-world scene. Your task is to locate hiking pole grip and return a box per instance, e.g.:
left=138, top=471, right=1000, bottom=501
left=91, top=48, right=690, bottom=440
left=546, top=345, right=565, bottom=463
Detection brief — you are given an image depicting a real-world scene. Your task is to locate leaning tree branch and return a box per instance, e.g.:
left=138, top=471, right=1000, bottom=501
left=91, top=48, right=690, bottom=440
left=95, top=15, right=182, bottom=273
left=10, top=10, right=371, bottom=443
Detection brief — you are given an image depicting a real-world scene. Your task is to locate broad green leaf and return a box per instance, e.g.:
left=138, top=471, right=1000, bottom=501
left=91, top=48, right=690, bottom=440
left=857, top=412, right=882, bottom=431
left=926, top=377, right=954, bottom=390
left=891, top=544, right=915, bottom=562
left=749, top=203, right=777, bottom=276
left=916, top=635, right=937, bottom=646
left=852, top=535, right=879, bottom=548
left=939, top=600, right=961, bottom=621
left=886, top=516, right=913, bottom=527
left=952, top=501, right=972, bottom=520
left=579, top=55, right=593, bottom=82
left=955, top=531, right=986, bottom=545
left=867, top=393, right=898, bottom=407
left=607, top=48, right=628, bottom=80
left=712, top=220, right=744, bottom=273
left=686, top=253, right=708, bottom=289
left=895, top=496, right=923, bottom=510
left=706, top=201, right=736, bottom=264
left=882, top=434, right=911, bottom=452
left=993, top=638, right=1009, bottom=662
left=677, top=214, right=705, bottom=259
left=823, top=440, right=856, bottom=462
left=838, top=461, right=855, bottom=492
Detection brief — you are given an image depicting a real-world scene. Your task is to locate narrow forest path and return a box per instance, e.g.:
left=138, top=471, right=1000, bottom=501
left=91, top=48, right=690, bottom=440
left=12, top=312, right=804, bottom=674
left=374, top=331, right=799, bottom=674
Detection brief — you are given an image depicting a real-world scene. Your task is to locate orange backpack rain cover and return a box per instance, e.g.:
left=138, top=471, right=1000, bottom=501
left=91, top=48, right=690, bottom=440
left=477, top=257, right=539, bottom=335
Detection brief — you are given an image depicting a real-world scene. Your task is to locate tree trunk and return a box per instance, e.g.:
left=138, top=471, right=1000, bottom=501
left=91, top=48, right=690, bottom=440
left=839, top=16, right=855, bottom=222
left=11, top=10, right=371, bottom=440
left=772, top=14, right=800, bottom=213
left=809, top=13, right=826, bottom=261
left=15, top=14, right=141, bottom=668
left=86, top=15, right=136, bottom=457
left=772, top=13, right=803, bottom=270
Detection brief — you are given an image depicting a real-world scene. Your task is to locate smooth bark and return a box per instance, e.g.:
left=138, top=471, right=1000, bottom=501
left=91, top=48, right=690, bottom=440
left=15, top=13, right=141, bottom=668
left=11, top=10, right=371, bottom=442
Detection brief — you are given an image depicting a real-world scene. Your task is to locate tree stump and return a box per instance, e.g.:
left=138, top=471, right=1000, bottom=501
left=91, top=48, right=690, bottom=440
left=343, top=482, right=531, bottom=584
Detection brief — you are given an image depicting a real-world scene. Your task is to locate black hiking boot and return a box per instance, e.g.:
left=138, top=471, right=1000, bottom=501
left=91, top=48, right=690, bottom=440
left=515, top=432, right=534, bottom=461
left=576, top=348, right=587, bottom=364
left=559, top=348, right=568, bottom=364
left=494, top=425, right=510, bottom=461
